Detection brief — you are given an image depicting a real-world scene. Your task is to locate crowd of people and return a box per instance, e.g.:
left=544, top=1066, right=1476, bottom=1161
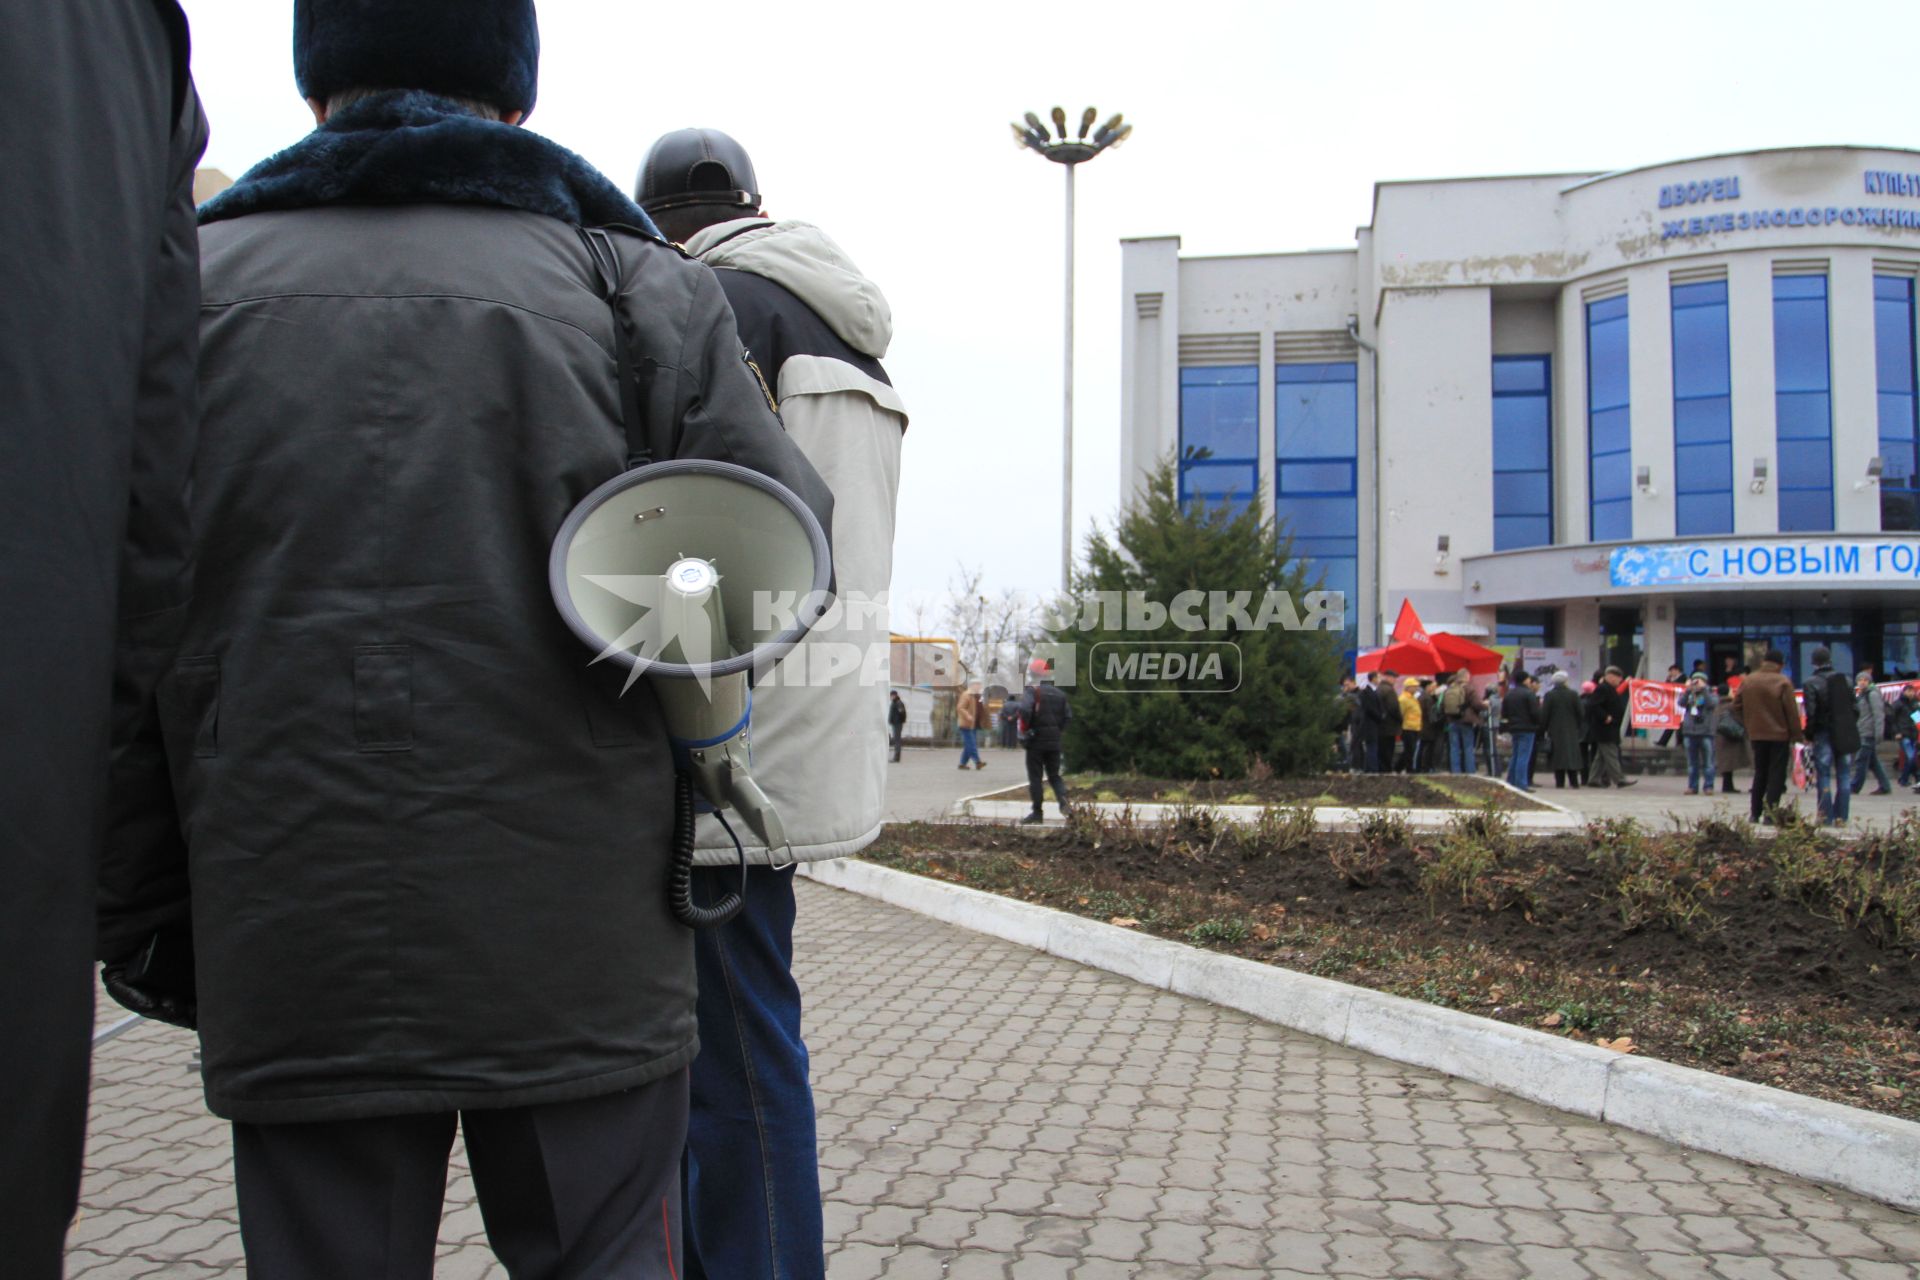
left=1339, top=649, right=1920, bottom=826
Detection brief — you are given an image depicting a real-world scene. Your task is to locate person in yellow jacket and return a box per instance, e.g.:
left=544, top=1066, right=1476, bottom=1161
left=1398, top=677, right=1425, bottom=772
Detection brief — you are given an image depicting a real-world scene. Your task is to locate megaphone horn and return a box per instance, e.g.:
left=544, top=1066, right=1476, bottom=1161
left=549, top=459, right=832, bottom=927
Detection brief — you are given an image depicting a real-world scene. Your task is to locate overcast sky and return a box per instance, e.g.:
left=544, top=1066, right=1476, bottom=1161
left=179, top=0, right=1920, bottom=618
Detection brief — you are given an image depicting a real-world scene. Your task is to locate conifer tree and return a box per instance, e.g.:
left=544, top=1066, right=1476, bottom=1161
left=1050, top=457, right=1345, bottom=778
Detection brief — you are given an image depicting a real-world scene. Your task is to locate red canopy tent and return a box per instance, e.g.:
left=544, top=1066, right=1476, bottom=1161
left=1355, top=601, right=1505, bottom=677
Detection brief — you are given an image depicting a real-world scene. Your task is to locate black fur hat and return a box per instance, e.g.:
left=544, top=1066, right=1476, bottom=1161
left=294, top=0, right=540, bottom=117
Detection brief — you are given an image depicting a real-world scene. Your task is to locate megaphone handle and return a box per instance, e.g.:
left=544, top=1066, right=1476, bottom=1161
left=667, top=770, right=747, bottom=929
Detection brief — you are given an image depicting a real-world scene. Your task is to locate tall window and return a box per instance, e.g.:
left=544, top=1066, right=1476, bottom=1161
left=1773, top=274, right=1834, bottom=532
left=1492, top=356, right=1552, bottom=549
left=1494, top=608, right=1555, bottom=651
left=1586, top=296, right=1632, bottom=541
left=1275, top=362, right=1358, bottom=615
left=1875, top=275, right=1919, bottom=531
left=1671, top=280, right=1733, bottom=535
left=1178, top=366, right=1258, bottom=516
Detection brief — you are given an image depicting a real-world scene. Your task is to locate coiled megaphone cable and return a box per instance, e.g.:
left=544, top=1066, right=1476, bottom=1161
left=668, top=770, right=748, bottom=928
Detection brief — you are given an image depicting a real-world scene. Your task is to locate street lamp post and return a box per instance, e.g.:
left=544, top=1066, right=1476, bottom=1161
left=1011, top=106, right=1131, bottom=590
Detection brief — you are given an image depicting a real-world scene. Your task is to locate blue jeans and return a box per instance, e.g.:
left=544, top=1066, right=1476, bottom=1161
left=958, top=728, right=980, bottom=767
left=685, top=866, right=823, bottom=1280
left=1811, top=733, right=1849, bottom=825
left=1505, top=732, right=1535, bottom=788
left=1683, top=735, right=1716, bottom=792
left=1851, top=742, right=1891, bottom=793
left=1447, top=722, right=1477, bottom=774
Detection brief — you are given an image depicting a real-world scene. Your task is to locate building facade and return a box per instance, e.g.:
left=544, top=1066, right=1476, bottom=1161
left=1121, top=145, right=1920, bottom=680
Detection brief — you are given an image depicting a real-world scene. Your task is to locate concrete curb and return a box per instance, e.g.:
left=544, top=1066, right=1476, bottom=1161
left=800, top=856, right=1920, bottom=1211
left=955, top=796, right=1585, bottom=833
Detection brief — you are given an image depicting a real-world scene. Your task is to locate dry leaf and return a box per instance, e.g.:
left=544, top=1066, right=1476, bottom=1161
left=1597, top=1036, right=1637, bottom=1054
left=1870, top=1084, right=1904, bottom=1101
left=1110, top=917, right=1139, bottom=929
left=1539, top=1012, right=1564, bottom=1029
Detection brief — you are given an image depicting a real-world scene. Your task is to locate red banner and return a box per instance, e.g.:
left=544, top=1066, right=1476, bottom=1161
left=1627, top=679, right=1684, bottom=731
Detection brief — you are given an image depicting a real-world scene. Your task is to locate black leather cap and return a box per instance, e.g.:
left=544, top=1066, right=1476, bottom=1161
left=637, top=128, right=760, bottom=214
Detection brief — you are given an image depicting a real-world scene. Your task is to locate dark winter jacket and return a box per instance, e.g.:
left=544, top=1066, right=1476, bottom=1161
left=1500, top=686, right=1541, bottom=734
left=1800, top=670, right=1853, bottom=753
left=10, top=2, right=203, bottom=1265
left=1803, top=667, right=1861, bottom=754
left=101, top=92, right=832, bottom=1124
left=1541, top=685, right=1585, bottom=770
left=1020, top=682, right=1071, bottom=752
left=1590, top=681, right=1628, bottom=745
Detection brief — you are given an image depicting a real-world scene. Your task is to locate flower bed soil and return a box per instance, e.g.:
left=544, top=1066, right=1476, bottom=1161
left=972, top=771, right=1552, bottom=812
left=860, top=816, right=1920, bottom=1120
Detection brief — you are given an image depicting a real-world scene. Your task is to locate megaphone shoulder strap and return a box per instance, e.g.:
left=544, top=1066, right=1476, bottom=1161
left=578, top=227, right=655, bottom=470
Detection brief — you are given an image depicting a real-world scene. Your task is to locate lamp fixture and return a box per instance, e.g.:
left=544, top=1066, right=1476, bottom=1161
left=1635, top=465, right=1656, bottom=496
left=1751, top=457, right=1768, bottom=494
left=1857, top=456, right=1886, bottom=491
left=1434, top=533, right=1451, bottom=574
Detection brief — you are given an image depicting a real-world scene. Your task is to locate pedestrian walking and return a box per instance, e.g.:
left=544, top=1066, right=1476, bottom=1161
left=888, top=691, right=907, bottom=763
left=1501, top=672, right=1541, bottom=791
left=1678, top=673, right=1719, bottom=795
left=1018, top=659, right=1071, bottom=823
left=1801, top=647, right=1859, bottom=826
left=1541, top=671, right=1584, bottom=789
left=955, top=680, right=990, bottom=770
left=1850, top=671, right=1893, bottom=796
left=1586, top=668, right=1637, bottom=788
left=1736, top=650, right=1803, bottom=823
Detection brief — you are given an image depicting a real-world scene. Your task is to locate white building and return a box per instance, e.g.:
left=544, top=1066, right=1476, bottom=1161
left=1120, top=145, right=1920, bottom=681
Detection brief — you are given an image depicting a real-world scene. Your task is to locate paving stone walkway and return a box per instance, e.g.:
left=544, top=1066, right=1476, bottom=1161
left=70, top=879, right=1920, bottom=1278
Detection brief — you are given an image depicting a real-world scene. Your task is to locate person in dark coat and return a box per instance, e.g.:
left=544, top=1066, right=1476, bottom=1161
left=0, top=4, right=203, bottom=1271
left=1801, top=646, right=1860, bottom=826
left=888, top=691, right=908, bottom=761
left=1716, top=684, right=1751, bottom=793
left=1541, top=671, right=1585, bottom=788
left=95, top=4, right=832, bottom=1275
left=1375, top=669, right=1403, bottom=773
left=1586, top=668, right=1637, bottom=787
left=1501, top=672, right=1542, bottom=790
left=1356, top=672, right=1386, bottom=771
left=1018, top=658, right=1073, bottom=822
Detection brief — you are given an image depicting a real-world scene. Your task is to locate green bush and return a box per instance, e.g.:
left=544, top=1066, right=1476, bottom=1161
left=1419, top=803, right=1550, bottom=914
left=1235, top=803, right=1317, bottom=861
left=1049, top=456, right=1344, bottom=779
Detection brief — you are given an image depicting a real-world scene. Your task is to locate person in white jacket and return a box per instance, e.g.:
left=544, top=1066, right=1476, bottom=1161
left=638, top=128, right=906, bottom=1280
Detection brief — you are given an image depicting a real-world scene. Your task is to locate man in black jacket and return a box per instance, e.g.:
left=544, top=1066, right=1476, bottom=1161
left=0, top=4, right=203, bottom=1272
left=1803, top=646, right=1860, bottom=826
left=1587, top=667, right=1637, bottom=788
left=1019, top=658, right=1073, bottom=823
left=97, top=5, right=831, bottom=1276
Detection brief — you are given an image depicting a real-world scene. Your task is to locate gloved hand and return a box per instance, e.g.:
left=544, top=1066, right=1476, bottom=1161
left=101, top=926, right=197, bottom=1030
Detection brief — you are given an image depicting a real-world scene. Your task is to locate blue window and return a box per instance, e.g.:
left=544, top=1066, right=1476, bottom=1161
left=1876, top=275, right=1919, bottom=530
left=1275, top=362, right=1358, bottom=620
left=1586, top=295, right=1631, bottom=541
left=1773, top=275, right=1833, bottom=532
left=1671, top=280, right=1733, bottom=536
left=1179, top=366, right=1258, bottom=516
left=1494, top=608, right=1554, bottom=651
left=1492, top=355, right=1552, bottom=549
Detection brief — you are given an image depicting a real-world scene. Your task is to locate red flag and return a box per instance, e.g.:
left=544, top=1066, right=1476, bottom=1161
left=1390, top=600, right=1430, bottom=646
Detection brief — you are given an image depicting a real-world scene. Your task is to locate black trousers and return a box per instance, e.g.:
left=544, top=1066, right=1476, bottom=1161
left=1750, top=740, right=1792, bottom=820
left=232, top=1072, right=688, bottom=1280
left=1027, top=748, right=1066, bottom=812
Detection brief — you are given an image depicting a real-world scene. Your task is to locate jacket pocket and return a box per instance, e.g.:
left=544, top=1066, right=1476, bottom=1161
left=353, top=645, right=413, bottom=752
left=159, top=655, right=220, bottom=759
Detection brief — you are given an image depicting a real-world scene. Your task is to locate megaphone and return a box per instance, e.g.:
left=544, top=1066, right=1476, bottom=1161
left=549, top=459, right=831, bottom=927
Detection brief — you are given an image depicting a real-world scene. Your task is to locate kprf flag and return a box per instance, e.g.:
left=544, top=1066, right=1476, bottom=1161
left=1626, top=679, right=1684, bottom=731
